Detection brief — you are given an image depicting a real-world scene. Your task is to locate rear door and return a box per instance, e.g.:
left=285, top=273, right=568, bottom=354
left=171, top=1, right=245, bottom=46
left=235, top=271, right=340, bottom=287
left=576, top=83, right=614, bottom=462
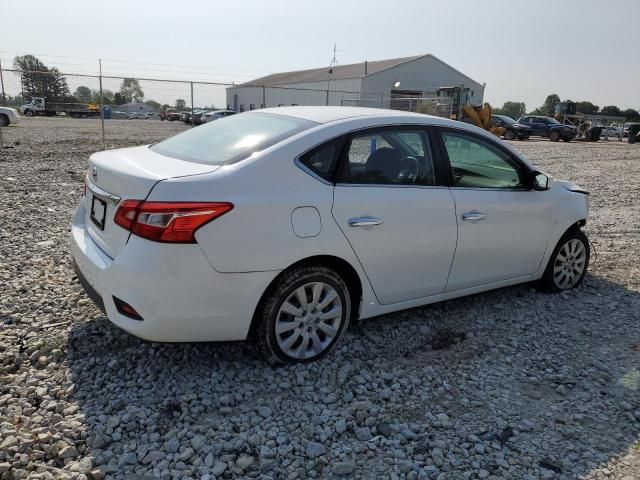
left=331, top=126, right=457, bottom=304
left=435, top=128, right=551, bottom=292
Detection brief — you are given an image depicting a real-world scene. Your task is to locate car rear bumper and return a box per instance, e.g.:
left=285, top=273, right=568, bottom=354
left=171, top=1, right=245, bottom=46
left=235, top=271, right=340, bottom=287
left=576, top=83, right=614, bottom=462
left=70, top=202, right=278, bottom=342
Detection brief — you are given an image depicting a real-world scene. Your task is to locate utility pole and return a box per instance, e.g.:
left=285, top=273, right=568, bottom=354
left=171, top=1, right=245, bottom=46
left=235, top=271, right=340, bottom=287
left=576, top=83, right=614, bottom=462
left=99, top=59, right=106, bottom=150
left=326, top=44, right=340, bottom=107
left=0, top=59, right=6, bottom=105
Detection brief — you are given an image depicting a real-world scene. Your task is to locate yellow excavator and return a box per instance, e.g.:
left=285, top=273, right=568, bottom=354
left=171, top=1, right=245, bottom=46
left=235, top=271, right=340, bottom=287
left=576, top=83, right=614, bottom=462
left=463, top=103, right=506, bottom=137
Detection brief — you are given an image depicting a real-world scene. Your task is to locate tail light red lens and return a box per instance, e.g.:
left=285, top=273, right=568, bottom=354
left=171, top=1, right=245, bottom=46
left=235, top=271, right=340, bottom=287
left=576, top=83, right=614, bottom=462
left=114, top=201, right=233, bottom=243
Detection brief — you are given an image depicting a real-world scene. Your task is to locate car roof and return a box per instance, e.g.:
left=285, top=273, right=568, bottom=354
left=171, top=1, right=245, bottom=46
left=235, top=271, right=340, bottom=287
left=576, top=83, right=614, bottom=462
left=258, top=106, right=433, bottom=124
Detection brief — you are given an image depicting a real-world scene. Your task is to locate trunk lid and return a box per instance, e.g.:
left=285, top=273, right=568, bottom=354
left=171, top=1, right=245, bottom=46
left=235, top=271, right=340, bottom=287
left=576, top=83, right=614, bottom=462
left=85, top=145, right=219, bottom=258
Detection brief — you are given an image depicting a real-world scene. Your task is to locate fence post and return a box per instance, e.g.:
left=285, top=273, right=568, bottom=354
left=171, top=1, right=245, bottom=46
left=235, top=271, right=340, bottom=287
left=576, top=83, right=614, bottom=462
left=380, top=93, right=384, bottom=108
left=190, top=82, right=194, bottom=127
left=0, top=59, right=6, bottom=105
left=99, top=59, right=106, bottom=150
left=262, top=86, right=266, bottom=108
left=326, top=89, right=329, bottom=106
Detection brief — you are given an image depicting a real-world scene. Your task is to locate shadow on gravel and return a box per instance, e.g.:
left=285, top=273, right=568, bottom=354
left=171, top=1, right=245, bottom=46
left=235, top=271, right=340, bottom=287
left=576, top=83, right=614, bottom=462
left=66, top=273, right=640, bottom=479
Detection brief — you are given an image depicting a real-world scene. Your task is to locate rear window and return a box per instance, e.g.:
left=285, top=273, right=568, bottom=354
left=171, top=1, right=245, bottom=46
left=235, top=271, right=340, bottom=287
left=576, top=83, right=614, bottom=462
left=150, top=112, right=316, bottom=165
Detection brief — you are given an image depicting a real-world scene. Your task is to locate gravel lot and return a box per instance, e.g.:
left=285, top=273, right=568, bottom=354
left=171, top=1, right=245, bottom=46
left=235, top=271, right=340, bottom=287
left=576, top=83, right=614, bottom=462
left=1, top=117, right=639, bottom=480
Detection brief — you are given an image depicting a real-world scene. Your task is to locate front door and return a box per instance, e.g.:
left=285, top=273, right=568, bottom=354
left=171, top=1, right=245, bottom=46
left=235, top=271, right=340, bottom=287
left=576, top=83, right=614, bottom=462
left=331, top=127, right=457, bottom=304
left=437, top=129, right=551, bottom=292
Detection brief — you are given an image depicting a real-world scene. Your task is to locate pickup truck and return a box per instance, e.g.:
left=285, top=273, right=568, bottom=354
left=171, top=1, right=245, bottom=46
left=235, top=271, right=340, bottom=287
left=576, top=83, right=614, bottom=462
left=20, top=97, right=101, bottom=118
left=0, top=106, right=21, bottom=126
left=517, top=115, right=578, bottom=142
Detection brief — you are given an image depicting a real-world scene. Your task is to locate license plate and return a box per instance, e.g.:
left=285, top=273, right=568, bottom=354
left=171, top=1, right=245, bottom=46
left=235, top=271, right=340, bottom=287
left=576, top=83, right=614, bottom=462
left=90, top=196, right=107, bottom=230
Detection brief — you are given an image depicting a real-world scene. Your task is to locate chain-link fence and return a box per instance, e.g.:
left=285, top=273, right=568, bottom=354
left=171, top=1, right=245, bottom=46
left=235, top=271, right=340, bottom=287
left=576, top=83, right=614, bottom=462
left=0, top=66, right=464, bottom=150
left=0, top=67, right=232, bottom=149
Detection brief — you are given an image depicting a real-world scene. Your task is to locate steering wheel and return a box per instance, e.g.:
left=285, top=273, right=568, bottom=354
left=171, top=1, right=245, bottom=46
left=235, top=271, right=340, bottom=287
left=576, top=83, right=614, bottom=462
left=396, top=156, right=421, bottom=184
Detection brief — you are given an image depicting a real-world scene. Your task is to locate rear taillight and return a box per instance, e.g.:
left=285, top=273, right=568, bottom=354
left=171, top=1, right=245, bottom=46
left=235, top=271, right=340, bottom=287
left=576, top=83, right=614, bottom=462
left=114, top=201, right=233, bottom=243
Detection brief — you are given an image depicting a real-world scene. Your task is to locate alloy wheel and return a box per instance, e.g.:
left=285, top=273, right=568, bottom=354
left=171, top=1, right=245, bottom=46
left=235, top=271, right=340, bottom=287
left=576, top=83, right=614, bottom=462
left=553, top=239, right=587, bottom=289
left=275, top=282, right=343, bottom=360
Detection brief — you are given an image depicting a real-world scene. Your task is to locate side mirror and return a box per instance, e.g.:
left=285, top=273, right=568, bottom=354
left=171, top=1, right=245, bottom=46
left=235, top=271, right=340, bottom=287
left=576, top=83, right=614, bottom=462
left=532, top=171, right=549, bottom=191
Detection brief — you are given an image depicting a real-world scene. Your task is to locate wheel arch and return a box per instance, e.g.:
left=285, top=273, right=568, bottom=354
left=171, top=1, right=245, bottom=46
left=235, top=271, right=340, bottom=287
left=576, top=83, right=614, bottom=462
left=534, top=218, right=587, bottom=279
left=249, top=254, right=363, bottom=337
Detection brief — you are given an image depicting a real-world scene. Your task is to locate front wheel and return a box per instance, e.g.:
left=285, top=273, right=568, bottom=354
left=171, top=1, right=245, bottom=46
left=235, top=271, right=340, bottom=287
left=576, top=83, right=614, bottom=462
left=0, top=114, right=9, bottom=127
left=24, top=110, right=34, bottom=117
left=253, top=266, right=351, bottom=365
left=535, top=229, right=590, bottom=292
left=550, top=131, right=561, bottom=142
left=504, top=130, right=516, bottom=140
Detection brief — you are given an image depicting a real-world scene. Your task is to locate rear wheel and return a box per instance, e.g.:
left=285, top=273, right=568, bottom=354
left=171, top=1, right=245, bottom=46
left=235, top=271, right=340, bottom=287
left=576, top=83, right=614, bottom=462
left=535, top=229, right=589, bottom=292
left=503, top=130, right=516, bottom=140
left=550, top=130, right=561, bottom=142
left=253, top=266, right=351, bottom=365
left=0, top=114, right=9, bottom=127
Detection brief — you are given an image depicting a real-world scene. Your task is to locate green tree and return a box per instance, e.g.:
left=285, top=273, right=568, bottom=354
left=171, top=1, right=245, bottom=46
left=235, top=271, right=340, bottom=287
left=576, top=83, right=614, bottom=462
left=119, top=78, right=144, bottom=103
left=493, top=101, right=526, bottom=120
left=175, top=98, right=186, bottom=110
left=623, top=108, right=640, bottom=121
left=113, top=92, right=126, bottom=105
left=74, top=86, right=92, bottom=102
left=575, top=101, right=599, bottom=114
left=13, top=54, right=71, bottom=102
left=540, top=94, right=561, bottom=116
left=601, top=105, right=623, bottom=116
left=144, top=99, right=161, bottom=111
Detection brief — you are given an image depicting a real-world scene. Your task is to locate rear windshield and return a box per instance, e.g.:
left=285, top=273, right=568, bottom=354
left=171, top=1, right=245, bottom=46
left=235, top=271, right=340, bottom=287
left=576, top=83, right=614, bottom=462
left=150, top=112, right=316, bottom=165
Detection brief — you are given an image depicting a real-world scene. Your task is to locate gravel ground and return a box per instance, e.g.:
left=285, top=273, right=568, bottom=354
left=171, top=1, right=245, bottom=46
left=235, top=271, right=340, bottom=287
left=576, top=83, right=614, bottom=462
left=1, top=117, right=640, bottom=480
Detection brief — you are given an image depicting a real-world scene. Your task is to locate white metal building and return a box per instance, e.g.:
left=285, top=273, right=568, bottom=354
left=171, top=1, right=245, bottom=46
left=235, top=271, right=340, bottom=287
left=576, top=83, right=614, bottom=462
left=226, top=54, right=485, bottom=113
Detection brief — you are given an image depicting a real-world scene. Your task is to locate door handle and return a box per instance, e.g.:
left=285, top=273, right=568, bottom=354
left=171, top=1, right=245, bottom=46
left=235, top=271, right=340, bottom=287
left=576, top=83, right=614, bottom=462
left=348, top=216, right=384, bottom=227
left=461, top=212, right=487, bottom=222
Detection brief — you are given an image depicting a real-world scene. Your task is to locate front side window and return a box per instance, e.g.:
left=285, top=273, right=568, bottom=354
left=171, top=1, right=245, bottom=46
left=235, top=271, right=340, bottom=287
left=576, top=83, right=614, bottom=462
left=150, top=112, right=316, bottom=165
left=442, top=131, right=524, bottom=189
left=337, top=129, right=436, bottom=186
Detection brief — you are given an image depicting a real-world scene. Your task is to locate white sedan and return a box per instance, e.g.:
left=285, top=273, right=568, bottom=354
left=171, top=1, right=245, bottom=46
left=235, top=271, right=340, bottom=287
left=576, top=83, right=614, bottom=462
left=71, top=107, right=590, bottom=364
left=0, top=106, right=21, bottom=126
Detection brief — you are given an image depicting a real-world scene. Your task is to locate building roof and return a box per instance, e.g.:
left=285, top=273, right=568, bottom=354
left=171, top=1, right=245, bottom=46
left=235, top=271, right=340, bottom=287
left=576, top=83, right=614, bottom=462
left=240, top=55, right=424, bottom=86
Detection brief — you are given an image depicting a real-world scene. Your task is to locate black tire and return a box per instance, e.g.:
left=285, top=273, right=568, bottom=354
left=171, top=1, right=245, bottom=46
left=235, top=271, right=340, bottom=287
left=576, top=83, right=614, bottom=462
left=549, top=130, right=561, bottom=142
left=24, top=110, right=34, bottom=117
left=535, top=228, right=590, bottom=293
left=504, top=130, right=516, bottom=140
left=0, top=114, right=9, bottom=127
left=253, top=265, right=351, bottom=365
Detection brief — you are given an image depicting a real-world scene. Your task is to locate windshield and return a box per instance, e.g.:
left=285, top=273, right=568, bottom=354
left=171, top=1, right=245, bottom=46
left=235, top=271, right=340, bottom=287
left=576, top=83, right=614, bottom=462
left=150, top=112, right=316, bottom=165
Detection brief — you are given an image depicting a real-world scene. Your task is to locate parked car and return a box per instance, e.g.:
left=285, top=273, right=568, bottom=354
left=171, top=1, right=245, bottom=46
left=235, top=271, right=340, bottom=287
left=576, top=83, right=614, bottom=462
left=491, top=115, right=531, bottom=140
left=182, top=110, right=207, bottom=125
left=201, top=109, right=236, bottom=123
left=72, top=107, right=590, bottom=364
left=518, top=115, right=578, bottom=142
left=128, top=112, right=147, bottom=120
left=623, top=123, right=640, bottom=138
left=600, top=126, right=623, bottom=140
left=164, top=110, right=180, bottom=121
left=0, top=106, right=20, bottom=126
left=145, top=112, right=159, bottom=120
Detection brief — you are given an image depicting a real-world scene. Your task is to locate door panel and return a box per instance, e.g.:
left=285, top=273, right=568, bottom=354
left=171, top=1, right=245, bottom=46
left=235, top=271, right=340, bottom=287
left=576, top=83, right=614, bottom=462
left=446, top=189, right=551, bottom=291
left=333, top=186, right=457, bottom=304
left=437, top=128, right=551, bottom=291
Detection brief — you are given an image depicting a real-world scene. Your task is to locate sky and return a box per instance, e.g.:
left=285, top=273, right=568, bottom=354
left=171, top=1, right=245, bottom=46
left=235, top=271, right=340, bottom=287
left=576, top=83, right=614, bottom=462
left=2, top=0, right=639, bottom=111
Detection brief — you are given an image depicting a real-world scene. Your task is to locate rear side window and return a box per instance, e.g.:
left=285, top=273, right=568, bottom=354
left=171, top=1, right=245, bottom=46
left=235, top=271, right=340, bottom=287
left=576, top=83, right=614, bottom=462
left=150, top=112, right=316, bottom=165
left=337, top=129, right=436, bottom=186
left=299, top=142, right=339, bottom=180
